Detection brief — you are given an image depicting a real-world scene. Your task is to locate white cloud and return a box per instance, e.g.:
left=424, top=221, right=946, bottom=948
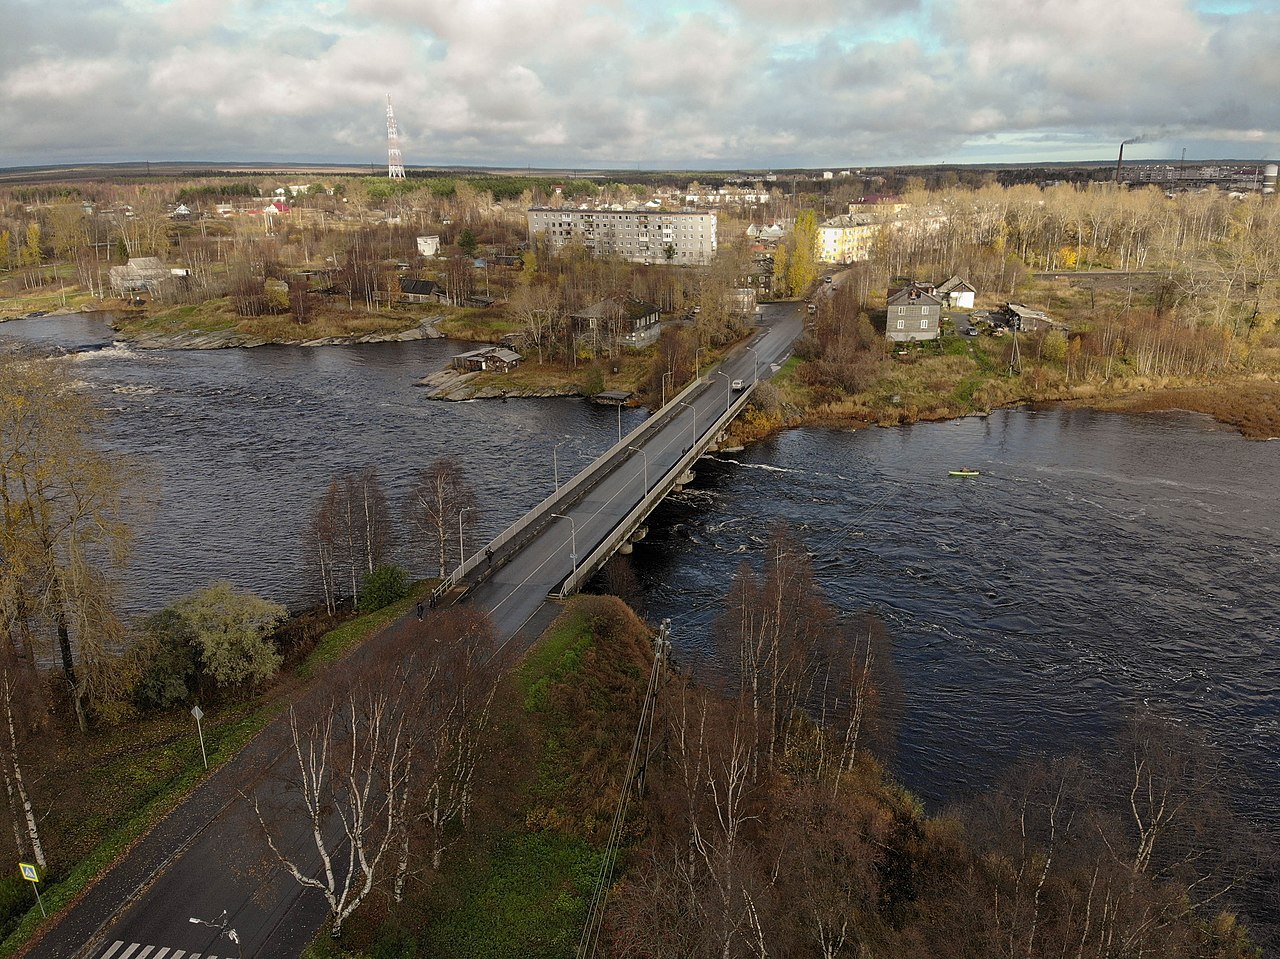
left=0, top=0, right=1276, bottom=167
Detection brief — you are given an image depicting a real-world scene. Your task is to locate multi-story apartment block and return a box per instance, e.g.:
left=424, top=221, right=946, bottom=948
left=527, top=208, right=717, bottom=265
left=817, top=213, right=884, bottom=264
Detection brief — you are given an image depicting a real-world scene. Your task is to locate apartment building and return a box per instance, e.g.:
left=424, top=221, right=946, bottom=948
left=527, top=208, right=717, bottom=265
left=816, top=213, right=884, bottom=264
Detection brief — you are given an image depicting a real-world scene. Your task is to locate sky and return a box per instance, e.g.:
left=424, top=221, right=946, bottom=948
left=2, top=0, right=1279, bottom=171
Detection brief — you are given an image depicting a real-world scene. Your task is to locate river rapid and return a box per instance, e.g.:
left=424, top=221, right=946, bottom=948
left=4, top=313, right=1278, bottom=928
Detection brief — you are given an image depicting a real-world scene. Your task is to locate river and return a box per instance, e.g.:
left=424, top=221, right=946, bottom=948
left=4, top=313, right=1278, bottom=929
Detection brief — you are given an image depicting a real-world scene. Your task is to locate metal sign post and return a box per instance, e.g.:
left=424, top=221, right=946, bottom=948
left=191, top=705, right=208, bottom=770
left=19, top=863, right=45, bottom=917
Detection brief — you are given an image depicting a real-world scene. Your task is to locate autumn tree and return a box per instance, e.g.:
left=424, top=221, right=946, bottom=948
left=0, top=353, right=138, bottom=730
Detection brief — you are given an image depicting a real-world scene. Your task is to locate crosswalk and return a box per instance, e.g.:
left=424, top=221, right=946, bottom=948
left=98, top=942, right=228, bottom=959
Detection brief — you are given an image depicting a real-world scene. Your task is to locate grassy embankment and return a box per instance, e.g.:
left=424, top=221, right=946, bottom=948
left=0, top=265, right=100, bottom=320
left=304, top=594, right=654, bottom=959
left=764, top=275, right=1280, bottom=440
left=0, top=588, right=432, bottom=957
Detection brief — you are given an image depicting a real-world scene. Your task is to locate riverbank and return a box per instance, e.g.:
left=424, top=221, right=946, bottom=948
left=756, top=328, right=1280, bottom=441
left=794, top=374, right=1280, bottom=441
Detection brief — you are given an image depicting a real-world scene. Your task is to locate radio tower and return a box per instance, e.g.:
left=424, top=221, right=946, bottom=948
left=386, top=94, right=406, bottom=179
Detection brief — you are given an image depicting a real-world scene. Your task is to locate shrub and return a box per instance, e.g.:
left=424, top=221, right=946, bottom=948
left=358, top=565, right=409, bottom=613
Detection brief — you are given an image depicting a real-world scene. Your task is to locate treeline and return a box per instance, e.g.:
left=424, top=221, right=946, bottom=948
left=603, top=526, right=1263, bottom=958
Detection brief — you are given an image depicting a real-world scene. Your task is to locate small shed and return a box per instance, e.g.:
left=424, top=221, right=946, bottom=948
left=452, top=347, right=523, bottom=373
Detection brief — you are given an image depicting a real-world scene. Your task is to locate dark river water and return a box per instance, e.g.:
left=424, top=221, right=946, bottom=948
left=4, top=313, right=1278, bottom=932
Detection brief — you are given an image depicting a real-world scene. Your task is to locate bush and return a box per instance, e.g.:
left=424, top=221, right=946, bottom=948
left=173, top=582, right=286, bottom=693
left=358, top=565, right=409, bottom=613
left=134, top=608, right=200, bottom=709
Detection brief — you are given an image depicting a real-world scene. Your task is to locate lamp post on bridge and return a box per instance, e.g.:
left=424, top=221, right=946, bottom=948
left=745, top=345, right=759, bottom=384
left=693, top=346, right=705, bottom=384
left=458, top=506, right=473, bottom=570
left=627, top=445, right=648, bottom=492
left=661, top=370, right=674, bottom=407
left=678, top=400, right=697, bottom=446
left=715, top=370, right=732, bottom=412
left=550, top=512, right=578, bottom=579
left=553, top=439, right=568, bottom=490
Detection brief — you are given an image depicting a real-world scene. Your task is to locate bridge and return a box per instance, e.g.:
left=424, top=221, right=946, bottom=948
left=436, top=301, right=804, bottom=644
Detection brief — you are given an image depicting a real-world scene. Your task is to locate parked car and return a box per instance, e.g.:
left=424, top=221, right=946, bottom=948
left=807, top=303, right=817, bottom=314
left=824, top=276, right=833, bottom=284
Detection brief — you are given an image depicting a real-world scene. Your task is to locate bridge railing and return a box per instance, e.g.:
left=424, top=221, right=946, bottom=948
left=552, top=381, right=757, bottom=597
left=432, top=367, right=715, bottom=605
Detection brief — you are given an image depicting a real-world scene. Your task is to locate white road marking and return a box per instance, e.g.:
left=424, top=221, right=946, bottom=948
left=100, top=945, right=205, bottom=959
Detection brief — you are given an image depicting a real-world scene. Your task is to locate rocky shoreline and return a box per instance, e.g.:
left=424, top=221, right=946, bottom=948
left=116, top=315, right=445, bottom=350
left=415, top=367, right=581, bottom=401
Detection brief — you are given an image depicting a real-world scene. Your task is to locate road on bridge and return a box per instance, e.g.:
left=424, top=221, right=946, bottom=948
left=464, top=301, right=804, bottom=645
left=24, top=302, right=804, bottom=959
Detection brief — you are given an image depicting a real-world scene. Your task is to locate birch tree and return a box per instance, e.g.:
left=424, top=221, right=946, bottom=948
left=404, top=456, right=477, bottom=578
left=256, top=672, right=417, bottom=939
left=0, top=669, right=46, bottom=870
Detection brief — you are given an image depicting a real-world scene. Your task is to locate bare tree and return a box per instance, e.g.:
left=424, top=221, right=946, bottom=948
left=305, top=469, right=393, bottom=612
left=404, top=456, right=477, bottom=579
left=255, top=671, right=416, bottom=938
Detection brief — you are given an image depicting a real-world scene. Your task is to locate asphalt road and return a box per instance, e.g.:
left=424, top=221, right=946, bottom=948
left=26, top=301, right=804, bottom=959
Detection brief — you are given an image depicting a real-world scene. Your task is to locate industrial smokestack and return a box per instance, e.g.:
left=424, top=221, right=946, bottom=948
left=1115, top=141, right=1125, bottom=183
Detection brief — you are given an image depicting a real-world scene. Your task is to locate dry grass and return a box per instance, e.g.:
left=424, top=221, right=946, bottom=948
left=1087, top=380, right=1280, bottom=439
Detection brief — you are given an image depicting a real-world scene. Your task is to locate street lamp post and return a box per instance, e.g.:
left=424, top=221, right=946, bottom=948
left=627, top=445, right=648, bottom=492
left=661, top=370, right=674, bottom=407
left=617, top=401, right=622, bottom=443
left=553, top=439, right=568, bottom=490
left=550, top=512, right=578, bottom=578
left=715, top=370, right=731, bottom=412
left=745, top=345, right=759, bottom=384
left=458, top=506, right=474, bottom=570
left=694, top=346, right=705, bottom=383
left=678, top=400, right=697, bottom=445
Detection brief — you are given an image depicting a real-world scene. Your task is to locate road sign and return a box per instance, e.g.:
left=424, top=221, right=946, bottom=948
left=19, top=863, right=45, bottom=916
left=191, top=705, right=208, bottom=770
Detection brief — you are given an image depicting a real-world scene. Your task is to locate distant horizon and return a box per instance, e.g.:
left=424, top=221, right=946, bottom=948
left=3, top=154, right=1277, bottom=183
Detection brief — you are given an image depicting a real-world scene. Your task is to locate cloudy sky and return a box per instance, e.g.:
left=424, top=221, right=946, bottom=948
left=2, top=0, right=1278, bottom=170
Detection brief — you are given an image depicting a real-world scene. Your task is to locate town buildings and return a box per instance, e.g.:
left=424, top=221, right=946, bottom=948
left=526, top=208, right=717, bottom=265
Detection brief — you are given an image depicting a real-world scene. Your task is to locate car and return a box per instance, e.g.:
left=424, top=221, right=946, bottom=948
left=731, top=378, right=745, bottom=391
left=824, top=276, right=833, bottom=284
left=965, top=327, right=979, bottom=336
left=807, top=303, right=817, bottom=314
